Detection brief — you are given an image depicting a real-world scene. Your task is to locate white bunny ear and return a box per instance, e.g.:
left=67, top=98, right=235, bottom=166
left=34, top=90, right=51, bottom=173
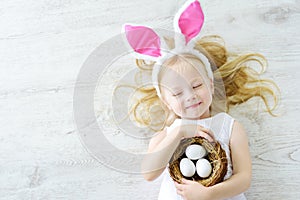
left=122, top=24, right=163, bottom=61
left=173, top=0, right=204, bottom=45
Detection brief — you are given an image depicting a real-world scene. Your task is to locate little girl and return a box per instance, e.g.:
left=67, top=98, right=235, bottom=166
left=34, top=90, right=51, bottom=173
left=122, top=1, right=278, bottom=199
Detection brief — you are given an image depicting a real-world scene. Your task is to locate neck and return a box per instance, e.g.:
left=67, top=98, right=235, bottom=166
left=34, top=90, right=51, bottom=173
left=200, top=109, right=211, bottom=119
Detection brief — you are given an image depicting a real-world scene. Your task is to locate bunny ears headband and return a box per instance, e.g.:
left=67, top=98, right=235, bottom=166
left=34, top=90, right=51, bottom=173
left=122, top=0, right=213, bottom=98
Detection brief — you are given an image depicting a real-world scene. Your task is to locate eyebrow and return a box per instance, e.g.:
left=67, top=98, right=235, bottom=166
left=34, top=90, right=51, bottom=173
left=170, top=77, right=203, bottom=91
left=170, top=86, right=182, bottom=91
left=190, top=77, right=203, bottom=83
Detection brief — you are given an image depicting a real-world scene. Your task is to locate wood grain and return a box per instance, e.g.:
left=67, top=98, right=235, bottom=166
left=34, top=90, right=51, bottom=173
left=0, top=0, right=299, bottom=199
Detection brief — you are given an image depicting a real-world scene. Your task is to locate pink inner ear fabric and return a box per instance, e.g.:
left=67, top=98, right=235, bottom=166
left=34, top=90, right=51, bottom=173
left=178, top=1, right=204, bottom=44
left=125, top=25, right=161, bottom=57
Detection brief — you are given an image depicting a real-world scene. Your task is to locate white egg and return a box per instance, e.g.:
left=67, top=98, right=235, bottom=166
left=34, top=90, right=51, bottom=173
left=179, top=158, right=196, bottom=177
left=196, top=158, right=212, bottom=178
left=185, top=144, right=207, bottom=160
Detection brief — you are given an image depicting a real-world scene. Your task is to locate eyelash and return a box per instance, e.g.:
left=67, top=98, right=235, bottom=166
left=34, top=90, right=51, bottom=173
left=172, top=92, right=182, bottom=97
left=172, top=84, right=203, bottom=96
left=193, top=83, right=202, bottom=88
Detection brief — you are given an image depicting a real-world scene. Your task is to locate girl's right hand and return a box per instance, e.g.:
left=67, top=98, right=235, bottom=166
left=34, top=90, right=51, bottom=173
left=173, top=124, right=215, bottom=142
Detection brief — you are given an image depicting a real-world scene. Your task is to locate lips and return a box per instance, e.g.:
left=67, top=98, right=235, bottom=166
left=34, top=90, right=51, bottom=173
left=186, top=102, right=202, bottom=109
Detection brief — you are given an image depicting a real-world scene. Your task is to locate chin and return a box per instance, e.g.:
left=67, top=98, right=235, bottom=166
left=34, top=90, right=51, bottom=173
left=182, top=114, right=203, bottom=120
left=183, top=111, right=210, bottom=120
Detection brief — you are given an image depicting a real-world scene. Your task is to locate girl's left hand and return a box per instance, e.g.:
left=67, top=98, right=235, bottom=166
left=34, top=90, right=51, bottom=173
left=174, top=178, right=214, bottom=200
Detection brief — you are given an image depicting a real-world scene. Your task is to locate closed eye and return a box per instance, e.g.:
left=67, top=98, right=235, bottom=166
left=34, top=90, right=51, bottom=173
left=193, top=83, right=202, bottom=89
left=172, top=92, right=182, bottom=96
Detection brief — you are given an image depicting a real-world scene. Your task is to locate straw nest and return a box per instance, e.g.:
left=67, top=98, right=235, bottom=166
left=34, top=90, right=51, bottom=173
left=168, top=136, right=228, bottom=186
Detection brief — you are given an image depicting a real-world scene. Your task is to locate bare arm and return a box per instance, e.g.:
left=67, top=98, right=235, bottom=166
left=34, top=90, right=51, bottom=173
left=142, top=128, right=183, bottom=181
left=209, top=121, right=252, bottom=199
left=142, top=125, right=215, bottom=181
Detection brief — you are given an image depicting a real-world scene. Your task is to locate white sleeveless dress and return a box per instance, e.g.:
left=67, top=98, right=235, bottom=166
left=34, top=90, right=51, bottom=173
left=158, top=112, right=246, bottom=200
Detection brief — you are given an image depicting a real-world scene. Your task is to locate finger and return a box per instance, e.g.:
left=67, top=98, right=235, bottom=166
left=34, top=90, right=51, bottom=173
left=181, top=178, right=192, bottom=184
left=174, top=181, right=184, bottom=191
left=205, top=129, right=216, bottom=141
left=176, top=189, right=184, bottom=197
left=197, top=130, right=214, bottom=142
left=197, top=127, right=216, bottom=142
left=197, top=126, right=213, bottom=136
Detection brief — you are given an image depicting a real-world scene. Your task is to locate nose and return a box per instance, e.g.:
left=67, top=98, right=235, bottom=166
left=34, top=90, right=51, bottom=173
left=186, top=89, right=197, bottom=102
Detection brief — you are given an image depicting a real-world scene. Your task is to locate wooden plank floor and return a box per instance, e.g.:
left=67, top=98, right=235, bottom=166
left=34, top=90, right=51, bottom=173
left=0, top=0, right=299, bottom=199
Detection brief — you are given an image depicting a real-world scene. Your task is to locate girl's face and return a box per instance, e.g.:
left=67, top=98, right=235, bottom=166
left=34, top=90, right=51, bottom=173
left=159, top=59, right=213, bottom=120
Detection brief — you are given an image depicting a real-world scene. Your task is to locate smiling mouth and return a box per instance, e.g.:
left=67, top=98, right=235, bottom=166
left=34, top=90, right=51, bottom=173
left=186, top=102, right=202, bottom=109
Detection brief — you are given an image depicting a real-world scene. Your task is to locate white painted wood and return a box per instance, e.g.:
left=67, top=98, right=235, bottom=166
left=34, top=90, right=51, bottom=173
left=0, top=0, right=299, bottom=199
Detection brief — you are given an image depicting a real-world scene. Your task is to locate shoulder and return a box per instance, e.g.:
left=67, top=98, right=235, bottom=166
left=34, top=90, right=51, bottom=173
left=230, top=120, right=249, bottom=147
left=232, top=120, right=246, bottom=136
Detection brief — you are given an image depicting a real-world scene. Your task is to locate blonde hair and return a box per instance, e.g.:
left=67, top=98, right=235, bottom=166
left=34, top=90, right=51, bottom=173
left=128, top=35, right=279, bottom=131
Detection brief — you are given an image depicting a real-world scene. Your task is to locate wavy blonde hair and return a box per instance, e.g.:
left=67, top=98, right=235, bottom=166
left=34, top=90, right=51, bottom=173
left=127, top=35, right=279, bottom=131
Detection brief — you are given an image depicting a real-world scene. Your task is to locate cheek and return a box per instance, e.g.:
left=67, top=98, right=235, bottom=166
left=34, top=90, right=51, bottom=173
left=169, top=98, right=184, bottom=111
left=198, top=87, right=213, bottom=100
left=163, top=95, right=180, bottom=110
left=170, top=98, right=181, bottom=107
